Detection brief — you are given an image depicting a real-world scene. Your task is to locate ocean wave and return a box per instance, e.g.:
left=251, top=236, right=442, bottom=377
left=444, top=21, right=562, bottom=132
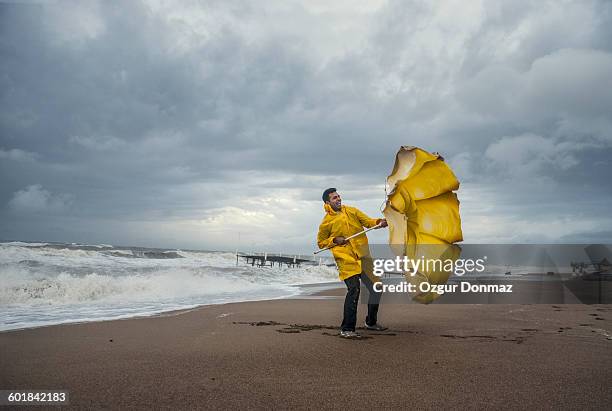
left=0, top=243, right=337, bottom=307
left=2, top=241, right=49, bottom=247
left=0, top=268, right=275, bottom=305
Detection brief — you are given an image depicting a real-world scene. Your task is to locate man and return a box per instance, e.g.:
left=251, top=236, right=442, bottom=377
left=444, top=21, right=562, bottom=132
left=317, top=188, right=388, bottom=338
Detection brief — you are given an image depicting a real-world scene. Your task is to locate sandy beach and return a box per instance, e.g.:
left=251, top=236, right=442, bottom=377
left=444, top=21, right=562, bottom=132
left=1, top=290, right=611, bottom=409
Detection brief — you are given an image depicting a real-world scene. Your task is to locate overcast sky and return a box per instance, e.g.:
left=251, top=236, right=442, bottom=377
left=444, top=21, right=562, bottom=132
left=1, top=0, right=611, bottom=253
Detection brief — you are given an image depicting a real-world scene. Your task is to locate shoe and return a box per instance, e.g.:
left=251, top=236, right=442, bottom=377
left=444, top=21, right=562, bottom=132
left=364, top=323, right=388, bottom=331
left=339, top=330, right=361, bottom=338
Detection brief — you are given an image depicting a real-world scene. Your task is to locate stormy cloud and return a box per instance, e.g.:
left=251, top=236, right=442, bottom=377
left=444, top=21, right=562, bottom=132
left=1, top=0, right=611, bottom=252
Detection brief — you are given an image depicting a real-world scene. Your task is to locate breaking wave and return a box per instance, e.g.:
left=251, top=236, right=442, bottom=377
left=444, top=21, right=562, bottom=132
left=0, top=242, right=337, bottom=331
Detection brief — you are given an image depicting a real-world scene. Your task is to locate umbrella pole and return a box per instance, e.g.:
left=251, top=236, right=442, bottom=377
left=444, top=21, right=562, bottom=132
left=313, top=223, right=381, bottom=255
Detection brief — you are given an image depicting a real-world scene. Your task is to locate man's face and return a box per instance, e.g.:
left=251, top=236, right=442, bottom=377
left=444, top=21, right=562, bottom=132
left=327, top=191, right=342, bottom=211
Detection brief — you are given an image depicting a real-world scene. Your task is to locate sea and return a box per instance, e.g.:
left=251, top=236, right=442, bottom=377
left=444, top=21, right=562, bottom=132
left=0, top=241, right=338, bottom=331
left=1, top=241, right=586, bottom=331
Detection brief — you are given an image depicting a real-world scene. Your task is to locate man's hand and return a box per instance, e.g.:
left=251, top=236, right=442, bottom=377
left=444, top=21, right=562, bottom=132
left=376, top=218, right=388, bottom=228
left=333, top=236, right=347, bottom=245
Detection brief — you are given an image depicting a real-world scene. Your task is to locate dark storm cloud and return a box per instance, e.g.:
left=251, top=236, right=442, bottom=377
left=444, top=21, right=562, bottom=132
left=1, top=0, right=611, bottom=250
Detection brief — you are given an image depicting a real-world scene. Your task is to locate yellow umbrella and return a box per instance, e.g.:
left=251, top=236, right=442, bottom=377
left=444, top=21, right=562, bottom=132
left=383, top=146, right=463, bottom=303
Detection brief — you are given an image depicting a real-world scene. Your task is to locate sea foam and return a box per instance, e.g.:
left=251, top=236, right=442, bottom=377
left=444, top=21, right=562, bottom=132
left=0, top=242, right=337, bottom=331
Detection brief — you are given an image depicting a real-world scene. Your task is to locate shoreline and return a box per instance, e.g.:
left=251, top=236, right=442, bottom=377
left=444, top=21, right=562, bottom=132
left=3, top=274, right=611, bottom=333
left=0, top=281, right=343, bottom=334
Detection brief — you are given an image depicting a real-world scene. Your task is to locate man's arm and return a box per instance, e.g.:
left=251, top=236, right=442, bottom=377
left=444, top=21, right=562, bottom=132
left=354, top=208, right=387, bottom=229
left=317, top=222, right=336, bottom=249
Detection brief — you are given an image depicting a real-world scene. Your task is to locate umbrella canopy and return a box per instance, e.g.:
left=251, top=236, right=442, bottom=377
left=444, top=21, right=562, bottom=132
left=383, top=146, right=463, bottom=303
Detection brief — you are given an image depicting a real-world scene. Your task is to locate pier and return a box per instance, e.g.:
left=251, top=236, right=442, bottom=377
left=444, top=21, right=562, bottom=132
left=237, top=253, right=314, bottom=268
left=236, top=252, right=335, bottom=268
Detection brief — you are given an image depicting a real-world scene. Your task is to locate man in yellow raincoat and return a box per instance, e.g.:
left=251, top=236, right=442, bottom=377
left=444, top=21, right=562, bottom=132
left=317, top=188, right=388, bottom=338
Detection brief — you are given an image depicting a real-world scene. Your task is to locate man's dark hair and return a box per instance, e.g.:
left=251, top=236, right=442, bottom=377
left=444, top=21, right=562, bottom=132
left=322, top=187, right=337, bottom=202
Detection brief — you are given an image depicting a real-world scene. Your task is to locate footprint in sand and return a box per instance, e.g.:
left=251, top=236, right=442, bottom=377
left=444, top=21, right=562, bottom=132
left=235, top=321, right=397, bottom=339
left=233, top=320, right=284, bottom=326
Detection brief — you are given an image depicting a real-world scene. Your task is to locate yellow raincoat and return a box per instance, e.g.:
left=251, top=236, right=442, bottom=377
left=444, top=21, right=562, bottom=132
left=317, top=204, right=381, bottom=281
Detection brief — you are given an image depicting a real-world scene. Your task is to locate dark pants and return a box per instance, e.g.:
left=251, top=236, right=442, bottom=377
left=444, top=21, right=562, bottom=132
left=341, top=273, right=381, bottom=331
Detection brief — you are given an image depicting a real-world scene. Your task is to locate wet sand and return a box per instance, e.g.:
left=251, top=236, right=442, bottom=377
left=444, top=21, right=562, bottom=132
left=1, top=295, right=611, bottom=409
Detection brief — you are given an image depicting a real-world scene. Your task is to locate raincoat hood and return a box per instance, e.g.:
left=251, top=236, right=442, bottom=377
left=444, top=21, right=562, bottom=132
left=323, top=203, right=343, bottom=216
